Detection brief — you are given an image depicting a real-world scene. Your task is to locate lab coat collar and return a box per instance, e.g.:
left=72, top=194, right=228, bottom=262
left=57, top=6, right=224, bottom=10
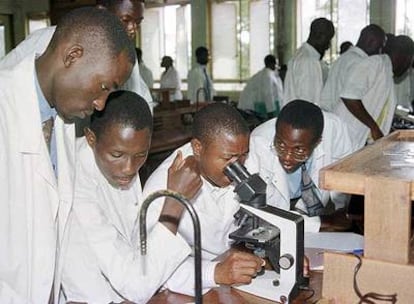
left=303, top=42, right=322, bottom=61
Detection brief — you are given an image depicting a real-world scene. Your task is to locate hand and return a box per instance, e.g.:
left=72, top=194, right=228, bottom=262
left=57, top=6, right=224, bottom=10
left=214, top=251, right=264, bottom=285
left=167, top=151, right=202, bottom=199
left=370, top=125, right=384, bottom=141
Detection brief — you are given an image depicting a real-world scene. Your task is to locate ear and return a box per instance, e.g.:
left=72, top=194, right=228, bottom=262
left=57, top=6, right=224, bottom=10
left=84, top=127, right=97, bottom=148
left=191, top=138, right=202, bottom=159
left=63, top=44, right=84, bottom=68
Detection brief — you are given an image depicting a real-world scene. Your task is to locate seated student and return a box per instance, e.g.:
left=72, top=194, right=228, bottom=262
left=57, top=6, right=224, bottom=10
left=61, top=91, right=201, bottom=303
left=143, top=103, right=263, bottom=295
left=246, top=100, right=355, bottom=232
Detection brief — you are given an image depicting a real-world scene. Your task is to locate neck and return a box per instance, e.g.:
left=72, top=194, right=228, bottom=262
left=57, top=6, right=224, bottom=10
left=35, top=55, right=54, bottom=108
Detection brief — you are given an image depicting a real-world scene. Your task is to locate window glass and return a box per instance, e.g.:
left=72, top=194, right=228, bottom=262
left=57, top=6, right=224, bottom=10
left=297, top=0, right=369, bottom=63
left=0, top=24, right=5, bottom=60
left=396, top=0, right=414, bottom=36
left=141, top=4, right=191, bottom=83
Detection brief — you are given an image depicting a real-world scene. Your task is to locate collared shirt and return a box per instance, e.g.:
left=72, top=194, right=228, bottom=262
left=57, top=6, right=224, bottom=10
left=287, top=156, right=314, bottom=200
left=35, top=68, right=57, bottom=174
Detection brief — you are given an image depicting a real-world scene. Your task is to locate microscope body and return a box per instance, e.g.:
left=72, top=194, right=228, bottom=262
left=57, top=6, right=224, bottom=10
left=224, top=161, right=306, bottom=302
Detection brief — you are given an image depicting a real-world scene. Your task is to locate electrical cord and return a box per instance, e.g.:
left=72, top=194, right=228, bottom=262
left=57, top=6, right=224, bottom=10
left=352, top=253, right=397, bottom=303
left=299, top=285, right=315, bottom=303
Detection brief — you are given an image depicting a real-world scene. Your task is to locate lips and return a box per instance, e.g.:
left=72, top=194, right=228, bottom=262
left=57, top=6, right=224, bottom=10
left=116, top=175, right=135, bottom=187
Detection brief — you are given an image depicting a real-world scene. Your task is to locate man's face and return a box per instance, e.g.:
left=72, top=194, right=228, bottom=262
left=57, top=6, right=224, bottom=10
left=110, top=0, right=144, bottom=40
left=274, top=122, right=319, bottom=173
left=192, top=133, right=249, bottom=188
left=86, top=124, right=151, bottom=190
left=197, top=51, right=210, bottom=65
left=52, top=50, right=133, bottom=122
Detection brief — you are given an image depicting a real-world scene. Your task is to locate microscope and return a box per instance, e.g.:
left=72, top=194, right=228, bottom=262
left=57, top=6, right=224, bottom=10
left=224, top=161, right=307, bottom=303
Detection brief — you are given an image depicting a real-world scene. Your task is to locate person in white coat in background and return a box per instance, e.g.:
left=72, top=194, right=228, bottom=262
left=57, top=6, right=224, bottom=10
left=333, top=35, right=414, bottom=150
left=160, top=55, right=183, bottom=101
left=0, top=7, right=135, bottom=303
left=187, top=46, right=215, bottom=104
left=283, top=18, right=335, bottom=106
left=136, top=47, right=154, bottom=90
left=238, top=54, right=284, bottom=120
left=62, top=91, right=197, bottom=303
left=143, top=103, right=263, bottom=296
left=246, top=100, right=355, bottom=232
left=0, top=0, right=154, bottom=111
left=320, top=24, right=386, bottom=112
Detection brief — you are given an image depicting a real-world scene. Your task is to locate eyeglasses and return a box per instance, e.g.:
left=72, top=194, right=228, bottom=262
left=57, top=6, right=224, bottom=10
left=270, top=140, right=310, bottom=162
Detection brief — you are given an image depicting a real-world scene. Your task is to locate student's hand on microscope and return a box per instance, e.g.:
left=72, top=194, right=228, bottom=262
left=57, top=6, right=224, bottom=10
left=214, top=251, right=265, bottom=285
left=159, top=151, right=202, bottom=234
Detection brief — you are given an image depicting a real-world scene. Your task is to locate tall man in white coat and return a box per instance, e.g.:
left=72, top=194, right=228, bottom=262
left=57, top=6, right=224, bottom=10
left=187, top=46, right=215, bottom=104
left=0, top=8, right=135, bottom=303
left=246, top=100, right=354, bottom=232
left=320, top=24, right=386, bottom=112
left=283, top=18, right=334, bottom=105
left=0, top=0, right=154, bottom=111
left=332, top=35, right=414, bottom=150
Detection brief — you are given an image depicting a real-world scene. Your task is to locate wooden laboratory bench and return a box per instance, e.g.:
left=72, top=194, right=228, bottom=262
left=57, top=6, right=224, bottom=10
left=148, top=271, right=322, bottom=304
left=319, top=130, right=414, bottom=303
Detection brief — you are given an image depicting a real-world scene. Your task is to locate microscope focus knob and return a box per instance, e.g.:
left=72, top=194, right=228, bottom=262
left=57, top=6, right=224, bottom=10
left=279, top=254, right=294, bottom=270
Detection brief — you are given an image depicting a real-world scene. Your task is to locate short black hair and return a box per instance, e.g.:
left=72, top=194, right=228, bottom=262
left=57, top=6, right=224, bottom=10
left=89, top=90, right=153, bottom=140
left=386, top=35, right=414, bottom=56
left=264, top=54, right=276, bottom=67
left=51, top=7, right=135, bottom=65
left=192, top=103, right=249, bottom=144
left=276, top=100, right=324, bottom=142
left=309, top=17, right=334, bottom=37
left=195, top=46, right=209, bottom=58
left=96, top=0, right=145, bottom=7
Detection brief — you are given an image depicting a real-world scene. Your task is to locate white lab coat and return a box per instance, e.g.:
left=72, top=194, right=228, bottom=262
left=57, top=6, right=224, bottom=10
left=139, top=62, right=154, bottom=89
left=283, top=42, right=326, bottom=105
left=333, top=54, right=397, bottom=150
left=238, top=67, right=284, bottom=114
left=160, top=66, right=183, bottom=101
left=0, top=26, right=155, bottom=111
left=187, top=64, right=215, bottom=104
left=0, top=53, right=75, bottom=303
left=143, top=143, right=239, bottom=295
left=320, top=47, right=368, bottom=112
left=61, top=138, right=191, bottom=303
left=245, top=112, right=354, bottom=231
left=394, top=67, right=414, bottom=109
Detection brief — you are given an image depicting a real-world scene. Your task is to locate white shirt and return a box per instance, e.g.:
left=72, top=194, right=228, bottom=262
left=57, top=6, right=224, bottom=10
left=160, top=66, right=183, bottom=101
left=245, top=112, right=354, bottom=232
left=0, top=53, right=75, bottom=304
left=238, top=67, right=284, bottom=114
left=139, top=62, right=154, bottom=89
left=187, top=64, right=215, bottom=104
left=334, top=54, right=396, bottom=150
left=61, top=138, right=191, bottom=304
left=283, top=42, right=325, bottom=105
left=320, top=46, right=368, bottom=112
left=143, top=143, right=240, bottom=295
left=0, top=26, right=155, bottom=111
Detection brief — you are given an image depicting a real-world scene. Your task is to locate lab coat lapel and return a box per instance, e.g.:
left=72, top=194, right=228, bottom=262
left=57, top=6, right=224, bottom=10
left=15, top=53, right=58, bottom=196
left=263, top=160, right=290, bottom=209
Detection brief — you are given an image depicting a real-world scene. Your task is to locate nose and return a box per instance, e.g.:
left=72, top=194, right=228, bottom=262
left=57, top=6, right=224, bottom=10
left=92, top=95, right=109, bottom=111
left=122, top=157, right=137, bottom=176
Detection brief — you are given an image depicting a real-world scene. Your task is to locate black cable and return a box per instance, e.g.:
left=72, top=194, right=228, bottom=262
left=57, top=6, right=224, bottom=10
left=299, top=285, right=315, bottom=303
left=352, top=253, right=397, bottom=303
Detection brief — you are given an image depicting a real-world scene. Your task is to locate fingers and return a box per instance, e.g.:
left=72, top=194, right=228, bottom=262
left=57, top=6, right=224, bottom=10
left=215, top=251, right=264, bottom=285
left=170, top=150, right=183, bottom=171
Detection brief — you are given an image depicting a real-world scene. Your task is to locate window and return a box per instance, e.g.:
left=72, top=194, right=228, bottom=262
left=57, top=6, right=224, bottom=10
left=297, top=0, right=370, bottom=63
left=211, top=0, right=273, bottom=84
left=0, top=24, right=5, bottom=59
left=28, top=13, right=50, bottom=34
left=396, top=0, right=414, bottom=36
left=140, top=4, right=191, bottom=85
